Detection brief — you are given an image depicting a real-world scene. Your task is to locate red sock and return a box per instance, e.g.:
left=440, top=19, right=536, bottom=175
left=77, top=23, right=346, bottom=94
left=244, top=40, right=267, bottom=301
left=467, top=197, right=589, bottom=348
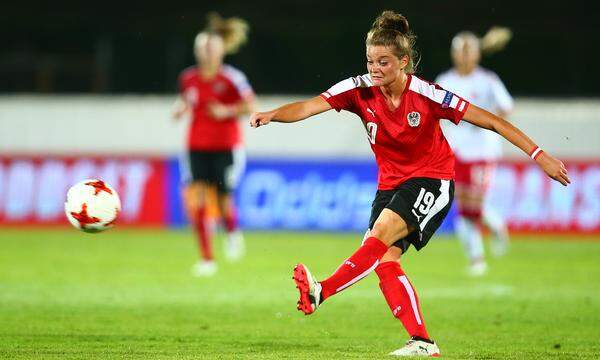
left=375, top=261, right=429, bottom=339
left=195, top=206, right=213, bottom=261
left=223, top=207, right=238, bottom=233
left=320, top=237, right=388, bottom=301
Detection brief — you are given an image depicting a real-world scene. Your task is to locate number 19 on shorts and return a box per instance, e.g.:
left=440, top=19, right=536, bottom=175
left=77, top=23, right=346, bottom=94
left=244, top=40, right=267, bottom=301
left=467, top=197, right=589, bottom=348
left=412, top=188, right=435, bottom=221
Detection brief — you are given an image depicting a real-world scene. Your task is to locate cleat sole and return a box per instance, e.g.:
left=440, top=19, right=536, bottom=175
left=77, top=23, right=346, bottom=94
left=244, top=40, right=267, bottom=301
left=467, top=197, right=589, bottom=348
left=293, top=263, right=314, bottom=315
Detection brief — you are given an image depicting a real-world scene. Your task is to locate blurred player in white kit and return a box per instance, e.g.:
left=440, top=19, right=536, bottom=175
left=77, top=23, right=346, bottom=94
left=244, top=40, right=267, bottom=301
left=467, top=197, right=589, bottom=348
left=436, top=28, right=513, bottom=276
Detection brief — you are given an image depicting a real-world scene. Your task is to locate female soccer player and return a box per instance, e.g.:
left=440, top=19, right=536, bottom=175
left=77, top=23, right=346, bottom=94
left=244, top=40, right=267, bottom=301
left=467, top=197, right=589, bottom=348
left=436, top=29, right=514, bottom=276
left=250, top=11, right=569, bottom=357
left=173, top=13, right=256, bottom=277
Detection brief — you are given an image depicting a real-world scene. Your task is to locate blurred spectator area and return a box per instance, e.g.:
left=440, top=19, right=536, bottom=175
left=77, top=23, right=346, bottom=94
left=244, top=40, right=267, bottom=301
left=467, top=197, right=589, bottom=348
left=1, top=38, right=113, bottom=93
left=1, top=1, right=596, bottom=95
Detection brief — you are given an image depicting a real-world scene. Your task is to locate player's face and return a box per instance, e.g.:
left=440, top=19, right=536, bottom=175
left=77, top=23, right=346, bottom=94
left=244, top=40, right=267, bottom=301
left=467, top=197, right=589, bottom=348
left=195, top=33, right=225, bottom=69
left=366, top=45, right=408, bottom=86
left=452, top=40, right=480, bottom=71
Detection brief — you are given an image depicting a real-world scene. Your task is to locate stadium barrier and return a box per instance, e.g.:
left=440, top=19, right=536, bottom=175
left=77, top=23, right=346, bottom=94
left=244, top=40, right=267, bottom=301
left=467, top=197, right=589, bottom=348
left=2, top=95, right=600, bottom=160
left=1, top=155, right=598, bottom=233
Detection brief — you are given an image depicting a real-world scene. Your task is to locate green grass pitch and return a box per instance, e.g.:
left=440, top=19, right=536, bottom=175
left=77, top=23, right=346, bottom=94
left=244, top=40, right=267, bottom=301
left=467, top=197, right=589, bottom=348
left=1, top=228, right=599, bottom=359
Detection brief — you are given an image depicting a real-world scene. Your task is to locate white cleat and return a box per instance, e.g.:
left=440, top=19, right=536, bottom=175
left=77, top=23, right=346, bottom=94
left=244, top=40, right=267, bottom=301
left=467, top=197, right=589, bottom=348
left=389, top=338, right=440, bottom=357
left=225, top=231, right=245, bottom=262
left=191, top=261, right=217, bottom=277
left=293, top=263, right=322, bottom=315
left=468, top=260, right=488, bottom=277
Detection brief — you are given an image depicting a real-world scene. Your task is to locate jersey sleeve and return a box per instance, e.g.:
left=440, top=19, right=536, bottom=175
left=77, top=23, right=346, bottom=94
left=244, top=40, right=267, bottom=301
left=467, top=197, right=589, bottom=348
left=489, top=72, right=514, bottom=113
left=319, top=77, right=359, bottom=112
left=432, top=84, right=470, bottom=125
left=222, top=65, right=255, bottom=100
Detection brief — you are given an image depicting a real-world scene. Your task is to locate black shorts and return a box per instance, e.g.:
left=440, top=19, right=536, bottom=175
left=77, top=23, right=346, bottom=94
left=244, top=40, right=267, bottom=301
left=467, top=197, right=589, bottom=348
left=187, top=150, right=243, bottom=193
left=368, top=177, right=454, bottom=253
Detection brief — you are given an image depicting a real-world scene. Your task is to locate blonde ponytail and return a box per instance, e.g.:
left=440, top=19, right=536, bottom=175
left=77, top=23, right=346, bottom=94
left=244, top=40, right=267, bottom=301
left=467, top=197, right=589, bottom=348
left=205, top=12, right=249, bottom=54
left=480, top=26, right=512, bottom=55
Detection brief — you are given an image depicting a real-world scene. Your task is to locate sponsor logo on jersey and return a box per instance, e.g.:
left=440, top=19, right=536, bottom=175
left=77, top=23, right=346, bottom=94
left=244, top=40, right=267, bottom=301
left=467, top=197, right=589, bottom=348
left=442, top=91, right=454, bottom=109
left=366, top=107, right=376, bottom=118
left=407, top=111, right=421, bottom=127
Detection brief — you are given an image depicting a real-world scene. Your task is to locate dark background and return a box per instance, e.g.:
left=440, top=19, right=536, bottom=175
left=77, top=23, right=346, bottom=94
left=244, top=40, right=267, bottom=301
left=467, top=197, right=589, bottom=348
left=2, top=1, right=595, bottom=95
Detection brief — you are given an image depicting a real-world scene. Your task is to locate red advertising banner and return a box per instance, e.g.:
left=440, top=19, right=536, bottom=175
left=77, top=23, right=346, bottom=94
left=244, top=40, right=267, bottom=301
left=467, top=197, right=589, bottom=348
left=0, top=155, right=598, bottom=233
left=0, top=156, right=167, bottom=226
left=489, top=161, right=600, bottom=233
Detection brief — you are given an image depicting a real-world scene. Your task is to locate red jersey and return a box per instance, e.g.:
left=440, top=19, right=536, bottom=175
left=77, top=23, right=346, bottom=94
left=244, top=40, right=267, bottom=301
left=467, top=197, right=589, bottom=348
left=179, top=64, right=254, bottom=151
left=321, top=74, right=469, bottom=190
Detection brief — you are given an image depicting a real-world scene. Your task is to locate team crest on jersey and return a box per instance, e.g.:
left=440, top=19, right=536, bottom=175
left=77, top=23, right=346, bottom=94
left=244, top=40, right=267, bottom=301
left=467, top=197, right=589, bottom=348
left=407, top=111, right=421, bottom=127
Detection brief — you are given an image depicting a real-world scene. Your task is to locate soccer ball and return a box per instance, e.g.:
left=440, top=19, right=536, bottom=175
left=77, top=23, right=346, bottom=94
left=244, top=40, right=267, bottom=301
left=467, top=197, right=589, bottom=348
left=65, top=179, right=121, bottom=233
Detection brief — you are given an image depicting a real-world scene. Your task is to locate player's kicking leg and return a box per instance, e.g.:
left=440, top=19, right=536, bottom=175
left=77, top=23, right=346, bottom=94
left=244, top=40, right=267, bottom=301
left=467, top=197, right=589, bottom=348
left=291, top=178, right=452, bottom=356
left=292, top=210, right=401, bottom=315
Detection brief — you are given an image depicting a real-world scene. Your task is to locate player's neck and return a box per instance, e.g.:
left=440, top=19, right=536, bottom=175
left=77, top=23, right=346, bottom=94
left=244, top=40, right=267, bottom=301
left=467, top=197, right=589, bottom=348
left=198, top=64, right=222, bottom=80
left=380, top=72, right=408, bottom=99
left=456, top=64, right=477, bottom=76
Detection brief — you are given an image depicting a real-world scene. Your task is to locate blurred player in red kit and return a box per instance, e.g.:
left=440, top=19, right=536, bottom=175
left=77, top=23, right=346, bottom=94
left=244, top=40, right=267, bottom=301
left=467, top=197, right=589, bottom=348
left=173, top=13, right=256, bottom=277
left=250, top=11, right=569, bottom=357
left=436, top=28, right=513, bottom=276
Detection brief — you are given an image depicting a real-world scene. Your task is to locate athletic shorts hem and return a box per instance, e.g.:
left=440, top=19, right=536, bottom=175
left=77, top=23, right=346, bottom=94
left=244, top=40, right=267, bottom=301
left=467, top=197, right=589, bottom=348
left=384, top=204, right=426, bottom=251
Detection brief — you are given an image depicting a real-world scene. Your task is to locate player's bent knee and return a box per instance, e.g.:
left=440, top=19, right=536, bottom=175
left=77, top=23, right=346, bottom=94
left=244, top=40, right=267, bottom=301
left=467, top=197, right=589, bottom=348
left=371, top=209, right=411, bottom=246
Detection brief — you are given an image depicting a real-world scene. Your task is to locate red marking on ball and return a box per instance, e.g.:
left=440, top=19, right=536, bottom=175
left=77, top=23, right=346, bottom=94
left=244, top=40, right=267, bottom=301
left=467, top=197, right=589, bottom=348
left=70, top=203, right=101, bottom=229
left=85, top=180, right=113, bottom=196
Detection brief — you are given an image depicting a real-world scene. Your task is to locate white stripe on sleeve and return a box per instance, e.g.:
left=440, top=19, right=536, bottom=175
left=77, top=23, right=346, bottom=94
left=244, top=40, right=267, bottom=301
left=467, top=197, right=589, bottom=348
left=409, top=76, right=447, bottom=104
left=222, top=64, right=253, bottom=98
left=324, top=74, right=373, bottom=98
left=449, top=96, right=459, bottom=109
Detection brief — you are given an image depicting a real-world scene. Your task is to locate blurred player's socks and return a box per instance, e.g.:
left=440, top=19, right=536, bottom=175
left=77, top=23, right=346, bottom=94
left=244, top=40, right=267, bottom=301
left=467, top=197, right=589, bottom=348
left=195, top=206, right=213, bottom=261
left=455, top=216, right=484, bottom=264
left=223, top=207, right=238, bottom=233
left=483, top=208, right=509, bottom=256
left=319, top=237, right=388, bottom=301
left=375, top=261, right=429, bottom=339
left=222, top=207, right=245, bottom=261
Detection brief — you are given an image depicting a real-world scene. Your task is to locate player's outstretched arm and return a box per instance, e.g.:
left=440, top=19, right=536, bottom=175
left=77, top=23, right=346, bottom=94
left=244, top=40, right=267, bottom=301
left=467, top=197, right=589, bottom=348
left=463, top=104, right=570, bottom=186
left=208, top=96, right=257, bottom=120
left=249, top=96, right=331, bottom=128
